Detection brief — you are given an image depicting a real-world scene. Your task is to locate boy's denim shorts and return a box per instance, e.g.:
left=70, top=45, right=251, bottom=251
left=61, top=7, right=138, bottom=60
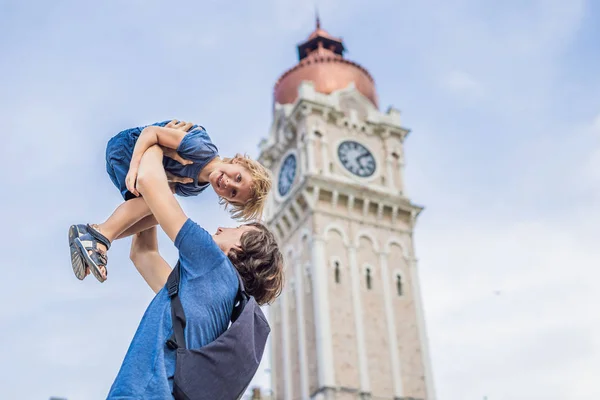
left=105, top=129, right=140, bottom=201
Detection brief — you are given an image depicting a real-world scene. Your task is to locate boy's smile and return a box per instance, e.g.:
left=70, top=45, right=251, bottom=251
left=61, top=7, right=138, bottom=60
left=208, top=163, right=253, bottom=205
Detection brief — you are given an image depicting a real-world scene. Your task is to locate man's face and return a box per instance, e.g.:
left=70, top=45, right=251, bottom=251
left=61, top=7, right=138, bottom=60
left=212, top=225, right=256, bottom=254
left=208, top=162, right=254, bottom=206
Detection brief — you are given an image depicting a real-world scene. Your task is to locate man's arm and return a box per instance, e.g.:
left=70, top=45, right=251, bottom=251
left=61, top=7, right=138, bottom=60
left=136, top=145, right=188, bottom=242
left=129, top=227, right=172, bottom=293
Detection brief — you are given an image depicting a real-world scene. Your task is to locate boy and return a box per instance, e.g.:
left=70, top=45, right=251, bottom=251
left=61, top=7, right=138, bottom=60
left=69, top=119, right=272, bottom=283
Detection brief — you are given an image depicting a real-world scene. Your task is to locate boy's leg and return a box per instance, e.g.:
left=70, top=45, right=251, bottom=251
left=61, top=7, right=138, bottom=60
left=94, top=197, right=152, bottom=246
left=77, top=197, right=152, bottom=280
left=115, top=215, right=158, bottom=240
left=113, top=180, right=188, bottom=240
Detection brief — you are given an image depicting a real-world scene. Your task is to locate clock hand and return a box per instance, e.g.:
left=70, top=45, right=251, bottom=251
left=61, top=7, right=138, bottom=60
left=356, top=153, right=370, bottom=165
left=356, top=150, right=369, bottom=159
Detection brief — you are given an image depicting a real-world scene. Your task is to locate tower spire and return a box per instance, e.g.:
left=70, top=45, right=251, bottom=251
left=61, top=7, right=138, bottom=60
left=315, top=8, right=321, bottom=29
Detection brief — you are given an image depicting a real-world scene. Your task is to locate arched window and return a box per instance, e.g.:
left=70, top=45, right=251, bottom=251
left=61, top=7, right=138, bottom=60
left=334, top=261, right=341, bottom=284
left=366, top=267, right=372, bottom=290
left=396, top=274, right=403, bottom=296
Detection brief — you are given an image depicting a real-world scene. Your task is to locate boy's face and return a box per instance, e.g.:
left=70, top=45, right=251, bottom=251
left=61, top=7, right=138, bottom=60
left=208, top=161, right=253, bottom=205
left=212, top=225, right=256, bottom=254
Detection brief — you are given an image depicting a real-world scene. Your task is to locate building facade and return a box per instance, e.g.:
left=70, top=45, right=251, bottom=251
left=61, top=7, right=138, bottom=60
left=258, top=20, right=435, bottom=400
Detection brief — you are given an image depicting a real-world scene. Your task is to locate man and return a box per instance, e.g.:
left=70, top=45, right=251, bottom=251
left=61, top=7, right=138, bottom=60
left=106, top=145, right=284, bottom=399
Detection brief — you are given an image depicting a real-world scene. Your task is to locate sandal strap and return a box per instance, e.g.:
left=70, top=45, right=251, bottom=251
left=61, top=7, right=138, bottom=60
left=87, top=224, right=111, bottom=250
left=89, top=247, right=108, bottom=267
left=92, top=249, right=108, bottom=265
left=78, top=239, right=108, bottom=266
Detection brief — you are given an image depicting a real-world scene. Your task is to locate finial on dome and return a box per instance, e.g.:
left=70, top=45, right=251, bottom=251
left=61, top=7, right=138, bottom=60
left=315, top=9, right=321, bottom=29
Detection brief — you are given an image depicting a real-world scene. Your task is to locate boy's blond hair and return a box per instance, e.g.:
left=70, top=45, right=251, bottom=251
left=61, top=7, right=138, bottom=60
left=219, top=154, right=272, bottom=221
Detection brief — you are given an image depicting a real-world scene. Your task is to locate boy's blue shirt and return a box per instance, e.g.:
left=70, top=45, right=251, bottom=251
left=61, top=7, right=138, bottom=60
left=107, top=120, right=219, bottom=198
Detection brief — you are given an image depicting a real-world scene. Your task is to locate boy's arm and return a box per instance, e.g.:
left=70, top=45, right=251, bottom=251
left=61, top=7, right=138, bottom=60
left=136, top=145, right=188, bottom=242
left=127, top=120, right=194, bottom=196
left=129, top=226, right=172, bottom=293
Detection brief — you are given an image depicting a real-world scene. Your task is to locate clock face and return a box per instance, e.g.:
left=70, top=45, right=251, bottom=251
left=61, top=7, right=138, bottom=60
left=337, top=141, right=376, bottom=177
left=278, top=153, right=297, bottom=197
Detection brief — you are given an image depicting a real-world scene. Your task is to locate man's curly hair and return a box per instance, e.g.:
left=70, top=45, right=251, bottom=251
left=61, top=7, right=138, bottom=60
left=227, top=222, right=284, bottom=305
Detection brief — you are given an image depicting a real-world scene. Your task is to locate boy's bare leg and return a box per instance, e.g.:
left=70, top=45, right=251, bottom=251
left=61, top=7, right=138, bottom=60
left=79, top=197, right=152, bottom=278
left=113, top=180, right=188, bottom=240
left=94, top=197, right=153, bottom=248
left=115, top=215, right=159, bottom=240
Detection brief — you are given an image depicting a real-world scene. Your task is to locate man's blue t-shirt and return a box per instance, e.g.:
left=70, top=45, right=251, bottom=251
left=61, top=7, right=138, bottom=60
left=107, top=219, right=238, bottom=399
left=105, top=120, right=219, bottom=198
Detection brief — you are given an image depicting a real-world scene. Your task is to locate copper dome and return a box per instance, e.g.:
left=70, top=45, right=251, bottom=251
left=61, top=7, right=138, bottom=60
left=273, top=20, right=378, bottom=108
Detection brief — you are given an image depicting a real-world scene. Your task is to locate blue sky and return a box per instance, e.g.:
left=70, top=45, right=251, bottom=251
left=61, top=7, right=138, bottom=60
left=1, top=0, right=599, bottom=399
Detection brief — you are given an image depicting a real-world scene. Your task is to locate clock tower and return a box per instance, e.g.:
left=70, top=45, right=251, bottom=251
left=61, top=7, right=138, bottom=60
left=258, top=19, right=436, bottom=400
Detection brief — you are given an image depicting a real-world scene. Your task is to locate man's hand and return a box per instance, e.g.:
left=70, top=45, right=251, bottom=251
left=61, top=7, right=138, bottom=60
left=162, top=146, right=193, bottom=166
left=165, top=119, right=194, bottom=131
left=127, top=120, right=196, bottom=191
left=166, top=170, right=193, bottom=184
left=163, top=120, right=194, bottom=166
left=166, top=171, right=193, bottom=195
left=125, top=166, right=141, bottom=197
left=126, top=120, right=196, bottom=195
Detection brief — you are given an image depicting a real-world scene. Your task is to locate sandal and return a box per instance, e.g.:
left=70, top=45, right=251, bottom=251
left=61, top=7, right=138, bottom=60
left=72, top=224, right=111, bottom=283
left=69, top=224, right=89, bottom=280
